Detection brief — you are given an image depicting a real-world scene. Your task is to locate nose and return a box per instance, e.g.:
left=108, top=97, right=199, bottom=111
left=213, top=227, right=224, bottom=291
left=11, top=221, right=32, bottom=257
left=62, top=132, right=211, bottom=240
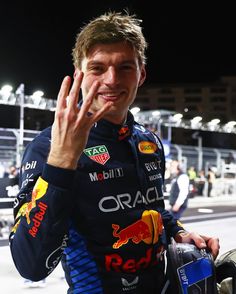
left=103, top=67, right=119, bottom=86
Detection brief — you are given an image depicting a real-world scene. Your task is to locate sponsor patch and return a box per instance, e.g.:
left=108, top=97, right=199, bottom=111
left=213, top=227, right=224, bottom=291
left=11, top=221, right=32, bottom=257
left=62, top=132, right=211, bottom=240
left=118, top=126, right=130, bottom=140
left=11, top=219, right=20, bottom=234
left=28, top=202, right=48, bottom=237
left=145, top=161, right=161, bottom=171
left=112, top=210, right=163, bottom=249
left=98, top=186, right=163, bottom=213
left=89, top=168, right=123, bottom=182
left=21, top=160, right=37, bottom=173
left=84, top=145, right=110, bottom=165
left=46, top=234, right=68, bottom=274
left=105, top=246, right=164, bottom=273
left=138, top=141, right=157, bottom=154
left=17, top=177, right=48, bottom=224
left=121, top=276, right=139, bottom=291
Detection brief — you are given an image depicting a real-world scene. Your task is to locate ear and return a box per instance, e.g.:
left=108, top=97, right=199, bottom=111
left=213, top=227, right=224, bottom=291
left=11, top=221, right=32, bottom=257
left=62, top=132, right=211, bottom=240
left=138, top=66, right=146, bottom=87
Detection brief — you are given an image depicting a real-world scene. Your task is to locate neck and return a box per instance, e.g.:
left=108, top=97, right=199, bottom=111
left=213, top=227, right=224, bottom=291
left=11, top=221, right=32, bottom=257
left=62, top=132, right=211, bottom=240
left=102, top=112, right=128, bottom=125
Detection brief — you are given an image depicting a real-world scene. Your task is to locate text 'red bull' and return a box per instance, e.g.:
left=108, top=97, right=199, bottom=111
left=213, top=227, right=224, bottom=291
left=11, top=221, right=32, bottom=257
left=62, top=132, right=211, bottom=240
left=29, top=201, right=47, bottom=237
left=112, top=210, right=163, bottom=249
left=105, top=246, right=164, bottom=273
left=16, top=177, right=48, bottom=224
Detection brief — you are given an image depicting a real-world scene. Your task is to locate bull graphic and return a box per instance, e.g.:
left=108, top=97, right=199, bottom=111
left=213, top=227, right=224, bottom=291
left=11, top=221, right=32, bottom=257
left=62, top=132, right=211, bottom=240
left=16, top=177, right=48, bottom=224
left=112, top=210, right=163, bottom=249
left=112, top=220, right=151, bottom=249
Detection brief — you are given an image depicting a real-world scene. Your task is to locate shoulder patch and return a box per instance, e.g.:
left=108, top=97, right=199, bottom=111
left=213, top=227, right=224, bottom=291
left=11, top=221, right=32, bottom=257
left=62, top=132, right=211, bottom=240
left=138, top=141, right=157, bottom=154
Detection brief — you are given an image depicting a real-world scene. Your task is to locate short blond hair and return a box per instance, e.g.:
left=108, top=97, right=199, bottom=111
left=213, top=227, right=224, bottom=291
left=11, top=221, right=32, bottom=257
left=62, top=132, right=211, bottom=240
left=72, top=11, right=148, bottom=69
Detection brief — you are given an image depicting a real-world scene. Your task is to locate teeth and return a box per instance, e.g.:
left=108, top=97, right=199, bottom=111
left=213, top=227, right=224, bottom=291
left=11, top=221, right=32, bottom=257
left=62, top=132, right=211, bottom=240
left=99, top=92, right=119, bottom=95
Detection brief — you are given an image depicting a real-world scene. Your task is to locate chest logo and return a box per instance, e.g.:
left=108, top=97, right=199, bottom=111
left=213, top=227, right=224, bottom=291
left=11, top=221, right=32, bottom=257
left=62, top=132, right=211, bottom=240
left=84, top=145, right=110, bottom=165
left=138, top=141, right=157, bottom=154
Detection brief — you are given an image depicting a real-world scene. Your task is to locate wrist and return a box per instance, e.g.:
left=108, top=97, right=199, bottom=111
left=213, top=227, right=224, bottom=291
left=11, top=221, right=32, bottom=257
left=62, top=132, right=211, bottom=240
left=47, top=153, right=78, bottom=170
left=175, top=230, right=188, bottom=242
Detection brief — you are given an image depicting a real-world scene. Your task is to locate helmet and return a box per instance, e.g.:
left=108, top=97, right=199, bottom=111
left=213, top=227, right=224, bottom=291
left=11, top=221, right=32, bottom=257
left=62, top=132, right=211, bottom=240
left=215, top=248, right=236, bottom=293
left=166, top=241, right=217, bottom=293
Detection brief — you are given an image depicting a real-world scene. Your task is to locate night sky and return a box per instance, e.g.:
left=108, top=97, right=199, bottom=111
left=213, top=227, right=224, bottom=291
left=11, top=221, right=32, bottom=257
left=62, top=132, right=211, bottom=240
left=1, top=1, right=236, bottom=98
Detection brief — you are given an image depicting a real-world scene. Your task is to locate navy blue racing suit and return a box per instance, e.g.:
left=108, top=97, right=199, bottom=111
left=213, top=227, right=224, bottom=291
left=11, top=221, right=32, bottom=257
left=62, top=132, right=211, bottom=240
left=9, top=111, right=185, bottom=293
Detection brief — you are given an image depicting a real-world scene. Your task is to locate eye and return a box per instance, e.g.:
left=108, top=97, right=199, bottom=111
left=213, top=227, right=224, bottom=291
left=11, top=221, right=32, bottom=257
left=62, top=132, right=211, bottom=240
left=90, top=66, right=104, bottom=72
left=119, top=64, right=136, bottom=71
left=87, top=63, right=105, bottom=74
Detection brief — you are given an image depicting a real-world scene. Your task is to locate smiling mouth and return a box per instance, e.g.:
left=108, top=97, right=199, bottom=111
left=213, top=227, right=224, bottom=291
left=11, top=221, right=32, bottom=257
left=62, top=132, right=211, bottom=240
left=98, top=92, right=123, bottom=101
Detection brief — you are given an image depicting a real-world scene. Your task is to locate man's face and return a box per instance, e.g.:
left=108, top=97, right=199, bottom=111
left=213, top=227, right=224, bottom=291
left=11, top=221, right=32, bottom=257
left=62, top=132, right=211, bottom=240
left=170, top=161, right=179, bottom=176
left=78, top=41, right=146, bottom=124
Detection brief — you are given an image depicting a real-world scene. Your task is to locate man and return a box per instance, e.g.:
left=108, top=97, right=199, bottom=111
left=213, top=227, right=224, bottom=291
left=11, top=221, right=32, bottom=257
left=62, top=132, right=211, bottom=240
left=9, top=12, right=219, bottom=294
left=207, top=167, right=216, bottom=197
left=169, top=161, right=190, bottom=220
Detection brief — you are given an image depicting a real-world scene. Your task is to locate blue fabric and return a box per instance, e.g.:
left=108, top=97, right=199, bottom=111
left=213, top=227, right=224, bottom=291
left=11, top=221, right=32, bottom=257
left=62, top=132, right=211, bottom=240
left=10, top=111, right=184, bottom=293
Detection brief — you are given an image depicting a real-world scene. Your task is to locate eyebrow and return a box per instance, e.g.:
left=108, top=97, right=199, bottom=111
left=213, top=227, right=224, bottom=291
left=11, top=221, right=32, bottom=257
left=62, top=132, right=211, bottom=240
left=86, top=59, right=137, bottom=67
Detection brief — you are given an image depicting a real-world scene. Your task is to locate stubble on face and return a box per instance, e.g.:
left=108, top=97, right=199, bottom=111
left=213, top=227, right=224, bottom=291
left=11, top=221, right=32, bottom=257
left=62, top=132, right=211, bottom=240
left=79, top=42, right=146, bottom=124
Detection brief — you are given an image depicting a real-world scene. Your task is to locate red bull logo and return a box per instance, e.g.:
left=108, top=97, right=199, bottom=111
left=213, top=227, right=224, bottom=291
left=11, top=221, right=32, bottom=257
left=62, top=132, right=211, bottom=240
left=28, top=201, right=47, bottom=238
left=112, top=210, right=163, bottom=249
left=118, top=126, right=129, bottom=135
left=118, top=126, right=130, bottom=140
left=16, top=177, right=48, bottom=224
left=11, top=219, right=20, bottom=234
left=112, top=220, right=150, bottom=249
left=105, top=246, right=165, bottom=273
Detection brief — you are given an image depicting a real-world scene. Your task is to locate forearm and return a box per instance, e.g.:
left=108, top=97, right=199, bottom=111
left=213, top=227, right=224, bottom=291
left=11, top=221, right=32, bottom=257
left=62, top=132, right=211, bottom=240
left=10, top=205, right=69, bottom=280
left=10, top=164, right=76, bottom=280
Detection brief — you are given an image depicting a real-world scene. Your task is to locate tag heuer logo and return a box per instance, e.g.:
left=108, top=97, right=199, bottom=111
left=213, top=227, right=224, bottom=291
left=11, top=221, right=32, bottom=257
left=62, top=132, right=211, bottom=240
left=84, top=145, right=110, bottom=165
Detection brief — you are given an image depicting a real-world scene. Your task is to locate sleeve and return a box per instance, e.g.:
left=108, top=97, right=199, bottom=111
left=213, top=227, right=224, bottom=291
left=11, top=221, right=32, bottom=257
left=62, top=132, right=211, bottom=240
left=175, top=174, right=189, bottom=206
left=151, top=132, right=166, bottom=181
left=161, top=208, right=185, bottom=243
left=151, top=132, right=186, bottom=240
left=9, top=132, right=76, bottom=281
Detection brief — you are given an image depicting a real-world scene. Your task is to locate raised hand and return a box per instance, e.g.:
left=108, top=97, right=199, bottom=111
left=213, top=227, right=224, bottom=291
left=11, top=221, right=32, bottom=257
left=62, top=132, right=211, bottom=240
left=47, top=72, right=113, bottom=169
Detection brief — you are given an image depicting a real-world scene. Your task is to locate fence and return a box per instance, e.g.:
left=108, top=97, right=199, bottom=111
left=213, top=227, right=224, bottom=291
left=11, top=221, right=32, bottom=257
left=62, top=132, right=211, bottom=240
left=0, top=127, right=236, bottom=195
left=0, top=128, right=40, bottom=170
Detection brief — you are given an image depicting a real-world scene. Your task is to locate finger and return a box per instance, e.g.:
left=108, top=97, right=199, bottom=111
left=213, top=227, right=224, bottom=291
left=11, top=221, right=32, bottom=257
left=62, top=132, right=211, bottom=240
left=56, top=76, right=71, bottom=110
left=79, top=81, right=100, bottom=117
left=205, top=237, right=220, bottom=259
left=211, top=246, right=220, bottom=260
left=191, top=233, right=207, bottom=248
left=67, top=71, right=83, bottom=110
left=212, top=248, right=220, bottom=259
left=91, top=101, right=114, bottom=123
left=179, top=231, right=206, bottom=247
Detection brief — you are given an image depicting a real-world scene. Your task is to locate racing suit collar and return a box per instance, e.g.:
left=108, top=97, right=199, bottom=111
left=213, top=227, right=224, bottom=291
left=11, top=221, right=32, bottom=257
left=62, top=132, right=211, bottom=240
left=77, top=100, right=134, bottom=140
left=93, top=111, right=134, bottom=141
